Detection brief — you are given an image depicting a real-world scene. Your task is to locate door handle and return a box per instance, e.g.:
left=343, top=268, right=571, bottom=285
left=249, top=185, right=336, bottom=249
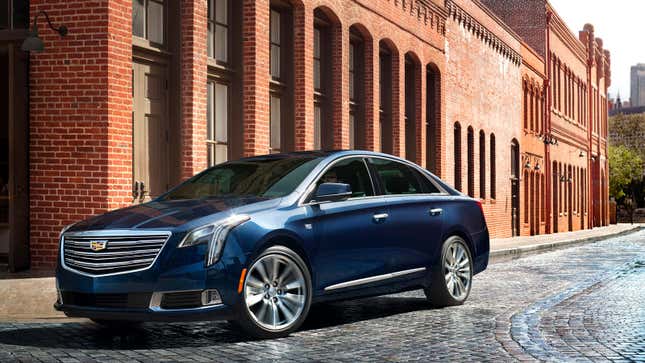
left=373, top=213, right=389, bottom=222
left=429, top=208, right=443, bottom=216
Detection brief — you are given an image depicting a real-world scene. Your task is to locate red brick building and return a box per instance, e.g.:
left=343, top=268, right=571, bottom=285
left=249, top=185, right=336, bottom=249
left=0, top=0, right=610, bottom=270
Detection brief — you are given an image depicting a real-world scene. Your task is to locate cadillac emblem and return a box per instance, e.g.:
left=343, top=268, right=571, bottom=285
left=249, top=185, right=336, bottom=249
left=89, top=240, right=108, bottom=252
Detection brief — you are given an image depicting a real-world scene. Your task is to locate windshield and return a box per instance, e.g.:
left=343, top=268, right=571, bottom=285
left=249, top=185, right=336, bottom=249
left=160, top=156, right=324, bottom=201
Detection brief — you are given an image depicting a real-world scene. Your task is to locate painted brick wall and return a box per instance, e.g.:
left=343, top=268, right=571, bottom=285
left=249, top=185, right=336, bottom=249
left=29, top=0, right=132, bottom=268
left=444, top=0, right=523, bottom=238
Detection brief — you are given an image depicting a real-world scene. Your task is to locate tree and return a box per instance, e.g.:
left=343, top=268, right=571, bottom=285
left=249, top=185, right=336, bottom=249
left=608, top=145, right=643, bottom=201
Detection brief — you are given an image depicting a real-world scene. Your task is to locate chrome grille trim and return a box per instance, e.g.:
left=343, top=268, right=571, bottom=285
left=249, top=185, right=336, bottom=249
left=61, top=230, right=172, bottom=277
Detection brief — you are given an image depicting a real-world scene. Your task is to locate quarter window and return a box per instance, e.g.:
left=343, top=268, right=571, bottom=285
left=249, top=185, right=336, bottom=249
left=316, top=158, right=374, bottom=198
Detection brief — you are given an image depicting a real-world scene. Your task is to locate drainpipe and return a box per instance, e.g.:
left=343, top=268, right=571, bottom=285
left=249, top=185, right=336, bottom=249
left=544, top=9, right=553, bottom=234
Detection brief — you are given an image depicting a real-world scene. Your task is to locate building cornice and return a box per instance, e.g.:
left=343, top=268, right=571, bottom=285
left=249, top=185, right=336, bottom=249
left=446, top=0, right=522, bottom=66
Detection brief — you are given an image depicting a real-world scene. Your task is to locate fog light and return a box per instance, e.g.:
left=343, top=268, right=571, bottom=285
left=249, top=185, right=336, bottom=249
left=201, top=289, right=222, bottom=306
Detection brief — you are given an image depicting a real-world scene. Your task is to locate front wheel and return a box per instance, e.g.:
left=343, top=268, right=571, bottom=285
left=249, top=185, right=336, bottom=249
left=424, top=236, right=473, bottom=307
left=234, top=245, right=312, bottom=339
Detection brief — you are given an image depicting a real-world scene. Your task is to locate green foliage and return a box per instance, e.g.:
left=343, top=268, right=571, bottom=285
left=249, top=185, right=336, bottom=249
left=608, top=145, right=643, bottom=201
left=608, top=113, right=645, bottom=161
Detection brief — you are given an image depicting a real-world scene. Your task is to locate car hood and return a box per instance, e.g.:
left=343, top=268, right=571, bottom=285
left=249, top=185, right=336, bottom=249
left=69, top=196, right=276, bottom=231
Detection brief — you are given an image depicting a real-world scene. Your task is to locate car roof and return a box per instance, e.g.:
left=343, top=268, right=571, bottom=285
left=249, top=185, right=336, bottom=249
left=239, top=149, right=398, bottom=161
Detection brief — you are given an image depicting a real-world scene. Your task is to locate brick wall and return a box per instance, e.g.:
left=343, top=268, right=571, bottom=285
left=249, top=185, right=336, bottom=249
left=29, top=0, right=132, bottom=268
left=444, top=0, right=523, bottom=238
left=25, top=0, right=612, bottom=268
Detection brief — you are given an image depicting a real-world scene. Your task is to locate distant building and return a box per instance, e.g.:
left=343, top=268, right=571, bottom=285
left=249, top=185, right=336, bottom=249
left=630, top=64, right=645, bottom=106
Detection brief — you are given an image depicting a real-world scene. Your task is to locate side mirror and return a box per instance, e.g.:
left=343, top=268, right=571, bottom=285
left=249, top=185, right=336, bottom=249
left=312, top=183, right=352, bottom=204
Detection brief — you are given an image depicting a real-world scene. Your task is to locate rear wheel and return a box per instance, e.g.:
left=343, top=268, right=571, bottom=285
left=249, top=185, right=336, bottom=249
left=234, top=245, right=312, bottom=339
left=425, top=236, right=473, bottom=307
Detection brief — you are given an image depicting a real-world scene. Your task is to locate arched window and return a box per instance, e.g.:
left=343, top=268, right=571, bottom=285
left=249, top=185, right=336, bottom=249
left=269, top=2, right=294, bottom=153
left=404, top=53, right=420, bottom=163
left=426, top=64, right=441, bottom=174
left=454, top=122, right=462, bottom=191
left=379, top=40, right=396, bottom=154
left=490, top=134, right=496, bottom=199
left=467, top=126, right=474, bottom=197
left=541, top=174, right=546, bottom=222
left=349, top=25, right=368, bottom=150
left=479, top=130, right=485, bottom=199
left=313, top=8, right=338, bottom=150
left=524, top=170, right=530, bottom=224
left=207, top=0, right=242, bottom=165
left=523, top=80, right=528, bottom=130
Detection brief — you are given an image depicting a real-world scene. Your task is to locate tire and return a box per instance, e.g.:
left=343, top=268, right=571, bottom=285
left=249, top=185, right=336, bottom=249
left=234, top=245, right=312, bottom=339
left=424, top=235, right=473, bottom=308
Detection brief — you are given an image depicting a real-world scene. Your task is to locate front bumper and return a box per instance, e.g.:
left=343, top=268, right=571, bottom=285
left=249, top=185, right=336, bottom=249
left=56, top=230, right=251, bottom=322
left=54, top=300, right=235, bottom=322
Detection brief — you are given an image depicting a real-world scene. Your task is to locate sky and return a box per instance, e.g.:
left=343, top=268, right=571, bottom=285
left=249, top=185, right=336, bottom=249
left=548, top=0, right=645, bottom=102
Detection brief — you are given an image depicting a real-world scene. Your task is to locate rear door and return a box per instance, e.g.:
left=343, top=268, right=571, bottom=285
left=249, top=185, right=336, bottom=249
left=367, top=157, right=445, bottom=273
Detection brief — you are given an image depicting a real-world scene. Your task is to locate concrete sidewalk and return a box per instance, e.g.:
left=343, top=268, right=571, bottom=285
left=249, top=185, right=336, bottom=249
left=0, top=223, right=642, bottom=322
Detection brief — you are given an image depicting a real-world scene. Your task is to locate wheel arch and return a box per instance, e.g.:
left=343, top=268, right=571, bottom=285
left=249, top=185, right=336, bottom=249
left=252, top=230, right=314, bottom=276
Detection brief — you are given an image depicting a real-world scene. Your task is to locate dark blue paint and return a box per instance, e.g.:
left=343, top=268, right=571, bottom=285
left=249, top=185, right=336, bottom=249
left=56, top=150, right=489, bottom=321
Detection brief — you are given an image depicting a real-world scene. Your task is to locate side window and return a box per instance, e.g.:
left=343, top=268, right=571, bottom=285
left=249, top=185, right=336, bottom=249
left=369, top=158, right=440, bottom=195
left=316, top=158, right=374, bottom=198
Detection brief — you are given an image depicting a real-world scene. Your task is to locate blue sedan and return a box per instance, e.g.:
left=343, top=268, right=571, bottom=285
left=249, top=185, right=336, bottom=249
left=56, top=150, right=489, bottom=338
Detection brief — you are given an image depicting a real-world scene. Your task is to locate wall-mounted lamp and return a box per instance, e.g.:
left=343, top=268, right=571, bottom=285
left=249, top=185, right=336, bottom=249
left=560, top=175, right=566, bottom=182
left=21, top=10, right=68, bottom=52
left=541, top=134, right=558, bottom=146
left=591, top=155, right=597, bottom=162
left=579, top=151, right=585, bottom=158
left=524, top=160, right=532, bottom=169
left=534, top=162, right=541, bottom=171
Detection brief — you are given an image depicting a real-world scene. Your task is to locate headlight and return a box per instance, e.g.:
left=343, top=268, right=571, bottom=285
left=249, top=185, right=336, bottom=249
left=179, top=214, right=250, bottom=266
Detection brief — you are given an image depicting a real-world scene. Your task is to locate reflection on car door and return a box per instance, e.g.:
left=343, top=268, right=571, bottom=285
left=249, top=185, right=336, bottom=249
left=307, top=157, right=391, bottom=292
left=367, top=157, right=445, bottom=273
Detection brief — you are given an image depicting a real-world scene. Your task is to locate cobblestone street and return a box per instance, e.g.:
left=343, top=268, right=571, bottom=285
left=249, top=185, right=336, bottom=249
left=1, top=230, right=644, bottom=362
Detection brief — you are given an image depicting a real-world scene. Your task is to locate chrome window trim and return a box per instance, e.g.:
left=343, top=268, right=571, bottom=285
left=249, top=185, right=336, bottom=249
left=299, top=155, right=377, bottom=206
left=324, top=267, right=427, bottom=291
left=60, top=230, right=172, bottom=278
left=298, top=154, right=449, bottom=207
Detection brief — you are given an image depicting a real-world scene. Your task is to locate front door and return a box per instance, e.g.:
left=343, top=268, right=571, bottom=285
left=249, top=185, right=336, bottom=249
left=510, top=141, right=520, bottom=236
left=0, top=42, right=29, bottom=271
left=132, top=60, right=170, bottom=203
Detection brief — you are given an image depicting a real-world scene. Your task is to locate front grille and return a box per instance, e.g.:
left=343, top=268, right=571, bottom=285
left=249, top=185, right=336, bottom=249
left=160, top=291, right=203, bottom=309
left=63, top=234, right=170, bottom=275
left=62, top=292, right=151, bottom=309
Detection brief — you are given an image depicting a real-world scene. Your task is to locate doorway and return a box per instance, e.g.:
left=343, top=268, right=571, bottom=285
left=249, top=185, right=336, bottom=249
left=132, top=60, right=170, bottom=203
left=510, top=139, right=520, bottom=236
left=0, top=42, right=29, bottom=271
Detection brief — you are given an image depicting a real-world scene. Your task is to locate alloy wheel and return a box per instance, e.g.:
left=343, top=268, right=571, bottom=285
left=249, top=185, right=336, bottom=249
left=244, top=253, right=307, bottom=331
left=443, top=241, right=472, bottom=300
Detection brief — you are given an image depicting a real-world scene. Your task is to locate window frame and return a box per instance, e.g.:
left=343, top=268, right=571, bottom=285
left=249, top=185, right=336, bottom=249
left=299, top=155, right=448, bottom=206
left=302, top=156, right=376, bottom=204
left=207, top=0, right=231, bottom=65
left=206, top=78, right=231, bottom=166
left=132, top=0, right=166, bottom=47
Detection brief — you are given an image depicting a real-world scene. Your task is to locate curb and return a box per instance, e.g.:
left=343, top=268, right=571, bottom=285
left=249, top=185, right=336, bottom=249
left=489, top=225, right=644, bottom=262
